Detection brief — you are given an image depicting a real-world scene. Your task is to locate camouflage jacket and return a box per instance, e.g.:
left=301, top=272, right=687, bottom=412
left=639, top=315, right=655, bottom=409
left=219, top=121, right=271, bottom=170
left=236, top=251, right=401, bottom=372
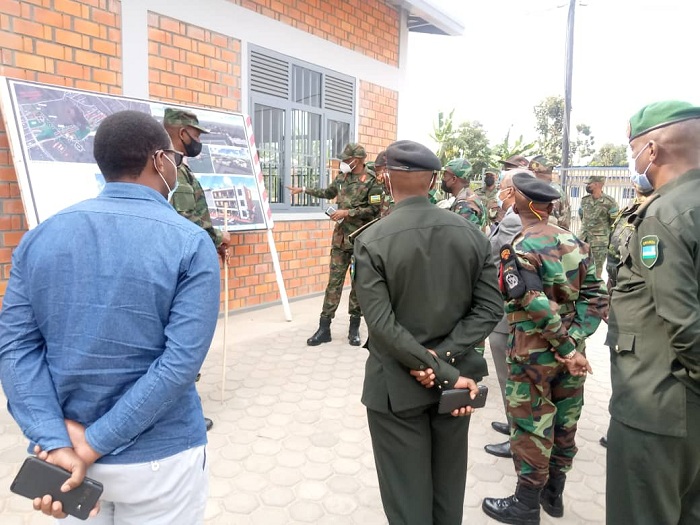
left=171, top=163, right=223, bottom=247
left=606, top=195, right=647, bottom=290
left=450, top=186, right=486, bottom=228
left=476, top=185, right=502, bottom=225
left=550, top=181, right=571, bottom=229
left=504, top=221, right=608, bottom=360
left=306, top=169, right=382, bottom=251
left=578, top=193, right=619, bottom=244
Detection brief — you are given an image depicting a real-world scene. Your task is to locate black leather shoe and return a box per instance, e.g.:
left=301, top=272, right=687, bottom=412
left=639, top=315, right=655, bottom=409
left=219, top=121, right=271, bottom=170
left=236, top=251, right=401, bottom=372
left=540, top=475, right=565, bottom=518
left=485, top=440, right=512, bottom=458
left=348, top=316, right=361, bottom=346
left=307, top=317, right=332, bottom=346
left=483, top=485, right=541, bottom=525
left=492, top=421, right=510, bottom=435
left=599, top=436, right=607, bottom=448
left=205, top=418, right=213, bottom=432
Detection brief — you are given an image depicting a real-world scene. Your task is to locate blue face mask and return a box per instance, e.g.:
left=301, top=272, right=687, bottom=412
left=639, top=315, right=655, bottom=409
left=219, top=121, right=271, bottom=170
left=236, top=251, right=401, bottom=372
left=496, top=187, right=509, bottom=209
left=628, top=144, right=653, bottom=193
left=157, top=154, right=179, bottom=201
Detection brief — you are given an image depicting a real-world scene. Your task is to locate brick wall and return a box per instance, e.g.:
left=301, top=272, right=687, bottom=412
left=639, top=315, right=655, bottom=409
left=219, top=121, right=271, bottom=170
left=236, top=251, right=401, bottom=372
left=0, top=0, right=122, bottom=308
left=231, top=0, right=400, bottom=66
left=358, top=80, right=398, bottom=160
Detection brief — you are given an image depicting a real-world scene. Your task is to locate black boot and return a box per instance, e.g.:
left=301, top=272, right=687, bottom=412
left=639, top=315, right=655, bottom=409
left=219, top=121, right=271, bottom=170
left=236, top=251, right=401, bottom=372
left=540, top=474, right=565, bottom=518
left=307, top=316, right=332, bottom=346
left=482, top=484, right=541, bottom=525
left=348, top=316, right=361, bottom=346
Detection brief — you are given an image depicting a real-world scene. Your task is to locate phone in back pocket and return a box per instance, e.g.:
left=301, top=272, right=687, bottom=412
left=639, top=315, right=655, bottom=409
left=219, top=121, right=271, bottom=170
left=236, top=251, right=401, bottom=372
left=10, top=456, right=103, bottom=521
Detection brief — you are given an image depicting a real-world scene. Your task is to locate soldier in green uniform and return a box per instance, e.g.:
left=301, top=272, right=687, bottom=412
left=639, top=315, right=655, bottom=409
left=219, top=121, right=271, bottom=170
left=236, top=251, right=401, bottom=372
left=440, top=158, right=487, bottom=229
left=288, top=143, right=381, bottom=347
left=482, top=173, right=608, bottom=524
left=164, top=108, right=230, bottom=259
left=164, top=108, right=229, bottom=432
left=578, top=175, right=618, bottom=278
left=354, top=140, right=503, bottom=525
left=476, top=169, right=502, bottom=227
left=606, top=101, right=700, bottom=525
left=529, top=155, right=571, bottom=229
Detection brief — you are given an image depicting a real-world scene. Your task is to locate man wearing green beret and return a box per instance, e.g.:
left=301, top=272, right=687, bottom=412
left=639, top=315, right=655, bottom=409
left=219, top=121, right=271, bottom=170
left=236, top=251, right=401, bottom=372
left=288, top=143, right=382, bottom=347
left=577, top=174, right=618, bottom=278
left=441, top=158, right=487, bottom=229
left=606, top=100, right=700, bottom=524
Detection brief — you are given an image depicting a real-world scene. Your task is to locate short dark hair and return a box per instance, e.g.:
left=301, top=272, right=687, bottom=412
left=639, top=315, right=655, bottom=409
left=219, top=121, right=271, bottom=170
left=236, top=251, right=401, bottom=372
left=94, top=110, right=171, bottom=181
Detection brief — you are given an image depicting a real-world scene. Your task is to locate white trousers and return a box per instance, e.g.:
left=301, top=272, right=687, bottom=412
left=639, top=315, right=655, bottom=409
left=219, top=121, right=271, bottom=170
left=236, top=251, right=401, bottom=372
left=60, top=446, right=208, bottom=525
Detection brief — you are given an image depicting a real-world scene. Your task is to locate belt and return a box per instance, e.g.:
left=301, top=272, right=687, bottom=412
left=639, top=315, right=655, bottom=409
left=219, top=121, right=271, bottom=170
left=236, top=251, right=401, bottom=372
left=507, top=302, right=575, bottom=324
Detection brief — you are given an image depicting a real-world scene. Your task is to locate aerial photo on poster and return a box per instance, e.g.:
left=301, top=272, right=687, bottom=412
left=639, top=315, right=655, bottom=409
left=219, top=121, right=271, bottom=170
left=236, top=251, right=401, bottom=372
left=0, top=78, right=271, bottom=231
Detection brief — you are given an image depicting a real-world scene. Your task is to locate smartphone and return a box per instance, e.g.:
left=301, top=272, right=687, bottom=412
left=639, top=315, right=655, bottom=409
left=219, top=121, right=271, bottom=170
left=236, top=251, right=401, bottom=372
left=10, top=456, right=103, bottom=521
left=324, top=205, right=337, bottom=217
left=437, top=385, right=488, bottom=414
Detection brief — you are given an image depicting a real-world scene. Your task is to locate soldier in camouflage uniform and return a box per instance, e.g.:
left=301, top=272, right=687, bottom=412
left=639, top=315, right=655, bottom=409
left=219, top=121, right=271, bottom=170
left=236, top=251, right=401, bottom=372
left=476, top=169, right=502, bottom=227
left=288, top=143, right=381, bottom=346
left=529, top=155, right=571, bottom=229
left=164, top=108, right=230, bottom=259
left=482, top=173, right=608, bottom=524
left=441, top=158, right=487, bottom=229
left=578, top=175, right=619, bottom=278
left=373, top=150, right=394, bottom=218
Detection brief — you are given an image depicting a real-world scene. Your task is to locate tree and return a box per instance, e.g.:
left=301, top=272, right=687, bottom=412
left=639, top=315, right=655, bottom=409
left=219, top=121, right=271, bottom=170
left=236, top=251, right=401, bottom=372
left=590, top=143, right=628, bottom=167
left=533, top=96, right=596, bottom=166
left=490, top=128, right=536, bottom=166
left=572, top=124, right=595, bottom=165
left=431, top=110, right=492, bottom=175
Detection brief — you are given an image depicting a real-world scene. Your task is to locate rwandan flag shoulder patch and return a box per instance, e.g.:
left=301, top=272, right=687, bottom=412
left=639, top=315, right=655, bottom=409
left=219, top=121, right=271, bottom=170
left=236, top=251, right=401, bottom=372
left=640, top=235, right=659, bottom=268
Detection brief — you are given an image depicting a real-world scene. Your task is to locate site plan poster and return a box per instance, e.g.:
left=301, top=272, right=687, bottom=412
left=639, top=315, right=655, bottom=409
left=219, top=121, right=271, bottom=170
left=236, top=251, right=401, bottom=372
left=0, top=77, right=272, bottom=231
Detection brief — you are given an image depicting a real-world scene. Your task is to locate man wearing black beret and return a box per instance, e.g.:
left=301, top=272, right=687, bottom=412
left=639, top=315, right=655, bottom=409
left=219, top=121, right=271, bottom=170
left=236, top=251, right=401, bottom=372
left=353, top=140, right=503, bottom=524
left=482, top=174, right=608, bottom=524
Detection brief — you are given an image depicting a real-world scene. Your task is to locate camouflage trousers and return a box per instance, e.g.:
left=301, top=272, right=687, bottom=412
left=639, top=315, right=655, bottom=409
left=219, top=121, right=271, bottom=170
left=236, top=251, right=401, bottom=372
left=589, top=238, right=608, bottom=279
left=506, top=354, right=586, bottom=489
left=321, top=246, right=361, bottom=319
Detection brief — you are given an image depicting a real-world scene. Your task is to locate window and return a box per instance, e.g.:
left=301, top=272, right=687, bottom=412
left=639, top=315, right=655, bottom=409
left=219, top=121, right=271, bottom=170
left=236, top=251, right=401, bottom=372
left=250, top=47, right=356, bottom=210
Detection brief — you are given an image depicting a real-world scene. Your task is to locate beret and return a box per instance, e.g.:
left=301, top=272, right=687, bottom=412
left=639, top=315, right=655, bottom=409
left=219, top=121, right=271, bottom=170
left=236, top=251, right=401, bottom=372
left=385, top=140, right=442, bottom=172
left=512, top=172, right=561, bottom=203
left=374, top=150, right=387, bottom=167
left=586, top=175, right=605, bottom=184
left=499, top=154, right=529, bottom=169
left=628, top=100, right=700, bottom=141
left=529, top=154, right=553, bottom=173
left=444, top=158, right=472, bottom=179
left=339, top=143, right=367, bottom=160
left=163, top=108, right=209, bottom=133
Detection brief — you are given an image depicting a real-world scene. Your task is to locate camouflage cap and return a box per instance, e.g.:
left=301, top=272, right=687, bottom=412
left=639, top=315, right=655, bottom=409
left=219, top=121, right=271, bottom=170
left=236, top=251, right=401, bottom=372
left=163, top=108, right=210, bottom=133
left=444, top=158, right=472, bottom=179
left=499, top=154, right=529, bottom=169
left=529, top=155, right=553, bottom=174
left=586, top=175, right=606, bottom=184
left=339, top=143, right=367, bottom=160
left=628, top=100, right=700, bottom=141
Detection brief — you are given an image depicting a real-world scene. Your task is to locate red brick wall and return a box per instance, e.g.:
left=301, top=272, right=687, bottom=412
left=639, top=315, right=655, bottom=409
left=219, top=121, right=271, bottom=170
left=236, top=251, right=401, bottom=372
left=358, top=80, right=398, bottom=160
left=231, top=0, right=400, bottom=66
left=0, top=0, right=122, bottom=308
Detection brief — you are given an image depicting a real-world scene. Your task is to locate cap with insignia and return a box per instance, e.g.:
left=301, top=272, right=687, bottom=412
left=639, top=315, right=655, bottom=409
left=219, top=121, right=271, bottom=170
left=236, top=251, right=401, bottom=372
left=499, top=154, right=529, bottom=169
left=374, top=150, right=387, bottom=168
left=628, top=100, right=700, bottom=141
left=512, top=172, right=561, bottom=203
left=163, top=108, right=210, bottom=133
left=385, top=140, right=442, bottom=172
left=339, top=143, right=367, bottom=160
left=444, top=158, right=472, bottom=179
left=529, top=155, right=553, bottom=173
left=586, top=175, right=605, bottom=184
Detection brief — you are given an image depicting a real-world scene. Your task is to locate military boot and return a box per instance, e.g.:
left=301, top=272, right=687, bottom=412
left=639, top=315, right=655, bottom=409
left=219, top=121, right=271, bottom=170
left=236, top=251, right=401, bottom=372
left=482, top=484, right=541, bottom=525
left=348, top=316, right=361, bottom=346
left=307, top=316, right=332, bottom=346
left=540, top=474, right=565, bottom=518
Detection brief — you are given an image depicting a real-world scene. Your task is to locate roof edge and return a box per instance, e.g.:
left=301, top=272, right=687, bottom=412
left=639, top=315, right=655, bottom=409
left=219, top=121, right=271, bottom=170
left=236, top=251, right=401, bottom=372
left=397, top=0, right=464, bottom=36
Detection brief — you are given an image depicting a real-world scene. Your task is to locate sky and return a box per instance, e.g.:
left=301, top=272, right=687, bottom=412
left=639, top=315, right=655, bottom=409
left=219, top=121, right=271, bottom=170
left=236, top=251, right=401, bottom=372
left=399, top=0, right=700, bottom=159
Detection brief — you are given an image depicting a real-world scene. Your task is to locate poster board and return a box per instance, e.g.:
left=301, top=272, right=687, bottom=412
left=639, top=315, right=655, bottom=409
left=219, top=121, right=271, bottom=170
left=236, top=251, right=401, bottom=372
left=0, top=77, right=273, bottom=231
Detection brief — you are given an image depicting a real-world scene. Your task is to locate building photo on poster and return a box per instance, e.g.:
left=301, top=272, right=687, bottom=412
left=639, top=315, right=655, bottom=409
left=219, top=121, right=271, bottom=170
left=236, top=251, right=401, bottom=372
left=0, top=77, right=272, bottom=232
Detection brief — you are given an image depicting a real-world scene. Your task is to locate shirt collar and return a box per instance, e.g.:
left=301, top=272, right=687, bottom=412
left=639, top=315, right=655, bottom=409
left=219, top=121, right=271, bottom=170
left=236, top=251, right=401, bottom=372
left=100, top=182, right=170, bottom=206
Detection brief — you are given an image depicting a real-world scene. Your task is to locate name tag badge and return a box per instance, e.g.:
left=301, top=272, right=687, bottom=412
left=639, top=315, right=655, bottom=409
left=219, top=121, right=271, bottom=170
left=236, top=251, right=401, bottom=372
left=369, top=194, right=381, bottom=204
left=640, top=235, right=659, bottom=268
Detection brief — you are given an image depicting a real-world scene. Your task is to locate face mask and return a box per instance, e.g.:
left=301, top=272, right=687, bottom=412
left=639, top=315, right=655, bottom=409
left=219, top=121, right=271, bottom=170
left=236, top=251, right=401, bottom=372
left=156, top=154, right=179, bottom=201
left=484, top=175, right=495, bottom=187
left=339, top=159, right=357, bottom=174
left=628, top=143, right=654, bottom=193
left=182, top=130, right=203, bottom=158
left=496, top=188, right=508, bottom=209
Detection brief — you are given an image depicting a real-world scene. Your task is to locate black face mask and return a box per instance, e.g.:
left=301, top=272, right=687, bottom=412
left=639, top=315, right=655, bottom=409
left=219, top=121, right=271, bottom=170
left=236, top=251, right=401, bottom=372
left=484, top=175, right=495, bottom=187
left=182, top=129, right=203, bottom=158
left=441, top=179, right=450, bottom=194
left=585, top=185, right=593, bottom=194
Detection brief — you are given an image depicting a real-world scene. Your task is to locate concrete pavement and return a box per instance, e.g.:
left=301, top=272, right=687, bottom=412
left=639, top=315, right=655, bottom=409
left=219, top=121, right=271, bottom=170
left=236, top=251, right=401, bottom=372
left=0, top=294, right=612, bottom=524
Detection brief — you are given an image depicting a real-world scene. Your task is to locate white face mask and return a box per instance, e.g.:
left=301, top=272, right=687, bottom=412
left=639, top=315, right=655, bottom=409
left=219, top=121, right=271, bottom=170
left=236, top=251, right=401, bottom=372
left=155, top=154, right=179, bottom=201
left=339, top=159, right=358, bottom=174
left=627, top=143, right=653, bottom=193
left=497, top=187, right=510, bottom=209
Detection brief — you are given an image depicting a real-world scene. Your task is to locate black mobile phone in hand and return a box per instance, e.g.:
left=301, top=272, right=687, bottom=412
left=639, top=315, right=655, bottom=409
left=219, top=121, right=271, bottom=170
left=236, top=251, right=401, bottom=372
left=437, top=385, right=488, bottom=414
left=10, top=456, right=103, bottom=521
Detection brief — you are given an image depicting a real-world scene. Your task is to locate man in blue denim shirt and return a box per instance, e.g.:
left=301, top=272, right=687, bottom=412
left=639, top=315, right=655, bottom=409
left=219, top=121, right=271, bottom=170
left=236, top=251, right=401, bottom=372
left=0, top=110, right=220, bottom=524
